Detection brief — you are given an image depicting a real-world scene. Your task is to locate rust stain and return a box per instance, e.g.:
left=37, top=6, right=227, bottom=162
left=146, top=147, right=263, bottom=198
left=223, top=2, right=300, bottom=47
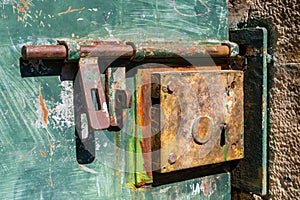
left=39, top=148, right=46, bottom=158
left=21, top=0, right=29, bottom=9
left=38, top=83, right=49, bottom=125
left=17, top=6, right=25, bottom=13
left=49, top=175, right=55, bottom=188
left=202, top=182, right=208, bottom=195
left=139, top=141, right=152, bottom=177
left=58, top=6, right=85, bottom=16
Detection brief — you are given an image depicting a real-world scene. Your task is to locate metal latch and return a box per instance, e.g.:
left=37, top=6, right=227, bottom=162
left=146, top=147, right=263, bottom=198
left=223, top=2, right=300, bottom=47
left=20, top=41, right=242, bottom=169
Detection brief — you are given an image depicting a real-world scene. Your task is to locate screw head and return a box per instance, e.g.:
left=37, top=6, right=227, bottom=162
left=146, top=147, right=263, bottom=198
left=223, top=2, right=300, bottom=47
left=168, top=153, right=177, bottom=165
left=162, top=86, right=168, bottom=93
left=167, top=81, right=176, bottom=93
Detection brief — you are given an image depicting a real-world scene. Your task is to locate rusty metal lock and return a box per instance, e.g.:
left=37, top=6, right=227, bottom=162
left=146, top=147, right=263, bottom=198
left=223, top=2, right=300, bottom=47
left=19, top=41, right=243, bottom=171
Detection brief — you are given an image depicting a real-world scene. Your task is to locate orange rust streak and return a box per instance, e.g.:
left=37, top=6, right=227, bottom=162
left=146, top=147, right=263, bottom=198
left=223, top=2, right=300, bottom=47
left=58, top=6, right=85, bottom=16
left=39, top=85, right=49, bottom=125
left=49, top=175, right=55, bottom=188
left=18, top=6, right=25, bottom=13
left=203, top=182, right=208, bottom=195
left=40, top=148, right=47, bottom=158
left=21, top=0, right=29, bottom=9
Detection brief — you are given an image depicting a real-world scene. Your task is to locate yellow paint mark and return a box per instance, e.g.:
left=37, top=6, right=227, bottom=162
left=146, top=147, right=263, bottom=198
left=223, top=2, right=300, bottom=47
left=38, top=83, right=49, bottom=125
left=40, top=148, right=46, bottom=158
left=58, top=6, right=85, bottom=16
left=39, top=20, right=45, bottom=27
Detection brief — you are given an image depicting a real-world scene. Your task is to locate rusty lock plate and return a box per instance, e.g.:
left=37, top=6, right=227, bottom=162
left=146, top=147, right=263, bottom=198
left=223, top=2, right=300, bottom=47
left=150, top=70, right=244, bottom=173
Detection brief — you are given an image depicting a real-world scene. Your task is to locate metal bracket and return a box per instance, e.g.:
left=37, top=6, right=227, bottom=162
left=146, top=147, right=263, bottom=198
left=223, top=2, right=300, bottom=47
left=74, top=57, right=110, bottom=164
left=229, top=27, right=268, bottom=196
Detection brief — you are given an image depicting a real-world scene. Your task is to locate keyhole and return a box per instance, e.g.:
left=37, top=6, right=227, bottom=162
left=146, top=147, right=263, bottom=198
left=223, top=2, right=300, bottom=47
left=220, top=123, right=226, bottom=147
left=91, top=89, right=101, bottom=110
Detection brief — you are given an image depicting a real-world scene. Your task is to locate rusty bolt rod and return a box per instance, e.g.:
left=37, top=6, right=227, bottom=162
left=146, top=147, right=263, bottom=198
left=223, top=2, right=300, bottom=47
left=22, top=45, right=67, bottom=60
left=21, top=43, right=230, bottom=60
left=202, top=46, right=230, bottom=57
left=79, top=45, right=134, bottom=58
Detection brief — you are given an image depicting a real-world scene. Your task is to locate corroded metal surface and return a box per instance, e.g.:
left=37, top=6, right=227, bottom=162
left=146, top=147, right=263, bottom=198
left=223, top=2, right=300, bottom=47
left=77, top=57, right=110, bottom=130
left=151, top=70, right=244, bottom=173
left=74, top=57, right=110, bottom=164
left=136, top=42, right=230, bottom=60
left=135, top=66, right=205, bottom=185
left=230, top=27, right=268, bottom=195
left=106, top=67, right=126, bottom=128
left=21, top=45, right=67, bottom=60
left=21, top=42, right=230, bottom=61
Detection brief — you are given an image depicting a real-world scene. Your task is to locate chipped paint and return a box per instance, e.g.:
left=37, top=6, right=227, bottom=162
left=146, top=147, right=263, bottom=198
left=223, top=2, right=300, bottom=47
left=38, top=83, right=49, bottom=125
left=1, top=0, right=233, bottom=199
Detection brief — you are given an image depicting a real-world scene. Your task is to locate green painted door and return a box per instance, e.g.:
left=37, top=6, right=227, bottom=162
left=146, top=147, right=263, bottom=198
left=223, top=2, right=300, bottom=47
left=0, top=1, right=231, bottom=199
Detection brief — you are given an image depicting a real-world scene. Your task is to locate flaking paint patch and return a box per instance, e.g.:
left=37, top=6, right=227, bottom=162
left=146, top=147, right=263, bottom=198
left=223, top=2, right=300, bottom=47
left=49, top=81, right=74, bottom=130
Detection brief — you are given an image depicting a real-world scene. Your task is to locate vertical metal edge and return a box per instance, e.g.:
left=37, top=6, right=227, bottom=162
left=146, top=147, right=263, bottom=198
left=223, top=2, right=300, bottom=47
left=125, top=76, right=137, bottom=189
left=261, top=27, right=268, bottom=195
left=229, top=27, right=268, bottom=195
left=106, top=67, right=126, bottom=128
left=135, top=69, right=153, bottom=186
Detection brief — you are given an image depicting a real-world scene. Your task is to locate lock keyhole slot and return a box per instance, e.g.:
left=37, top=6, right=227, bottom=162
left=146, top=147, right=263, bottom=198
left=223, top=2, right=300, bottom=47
left=91, top=88, right=101, bottom=110
left=220, top=123, right=227, bottom=147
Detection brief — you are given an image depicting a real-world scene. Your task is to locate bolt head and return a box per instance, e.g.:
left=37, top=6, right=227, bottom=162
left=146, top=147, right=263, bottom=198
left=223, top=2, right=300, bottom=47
left=168, top=153, right=177, bottom=165
left=167, top=81, right=176, bottom=93
left=162, top=86, right=168, bottom=93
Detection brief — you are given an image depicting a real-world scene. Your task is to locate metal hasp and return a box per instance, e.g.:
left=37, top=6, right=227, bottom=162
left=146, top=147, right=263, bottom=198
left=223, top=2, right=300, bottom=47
left=19, top=40, right=244, bottom=190
left=229, top=27, right=268, bottom=195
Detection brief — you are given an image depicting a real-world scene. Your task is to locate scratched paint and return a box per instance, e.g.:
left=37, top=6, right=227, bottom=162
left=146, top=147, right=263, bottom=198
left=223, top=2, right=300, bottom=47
left=1, top=0, right=228, bottom=43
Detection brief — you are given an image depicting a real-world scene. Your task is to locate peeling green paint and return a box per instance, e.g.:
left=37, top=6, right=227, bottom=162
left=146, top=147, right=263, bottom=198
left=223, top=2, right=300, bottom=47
left=0, top=0, right=232, bottom=199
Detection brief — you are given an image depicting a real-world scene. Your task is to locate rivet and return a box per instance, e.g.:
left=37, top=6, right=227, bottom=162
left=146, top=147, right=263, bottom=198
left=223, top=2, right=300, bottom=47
left=168, top=152, right=177, bottom=165
left=167, top=81, right=176, bottom=93
left=162, top=86, right=168, bottom=93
